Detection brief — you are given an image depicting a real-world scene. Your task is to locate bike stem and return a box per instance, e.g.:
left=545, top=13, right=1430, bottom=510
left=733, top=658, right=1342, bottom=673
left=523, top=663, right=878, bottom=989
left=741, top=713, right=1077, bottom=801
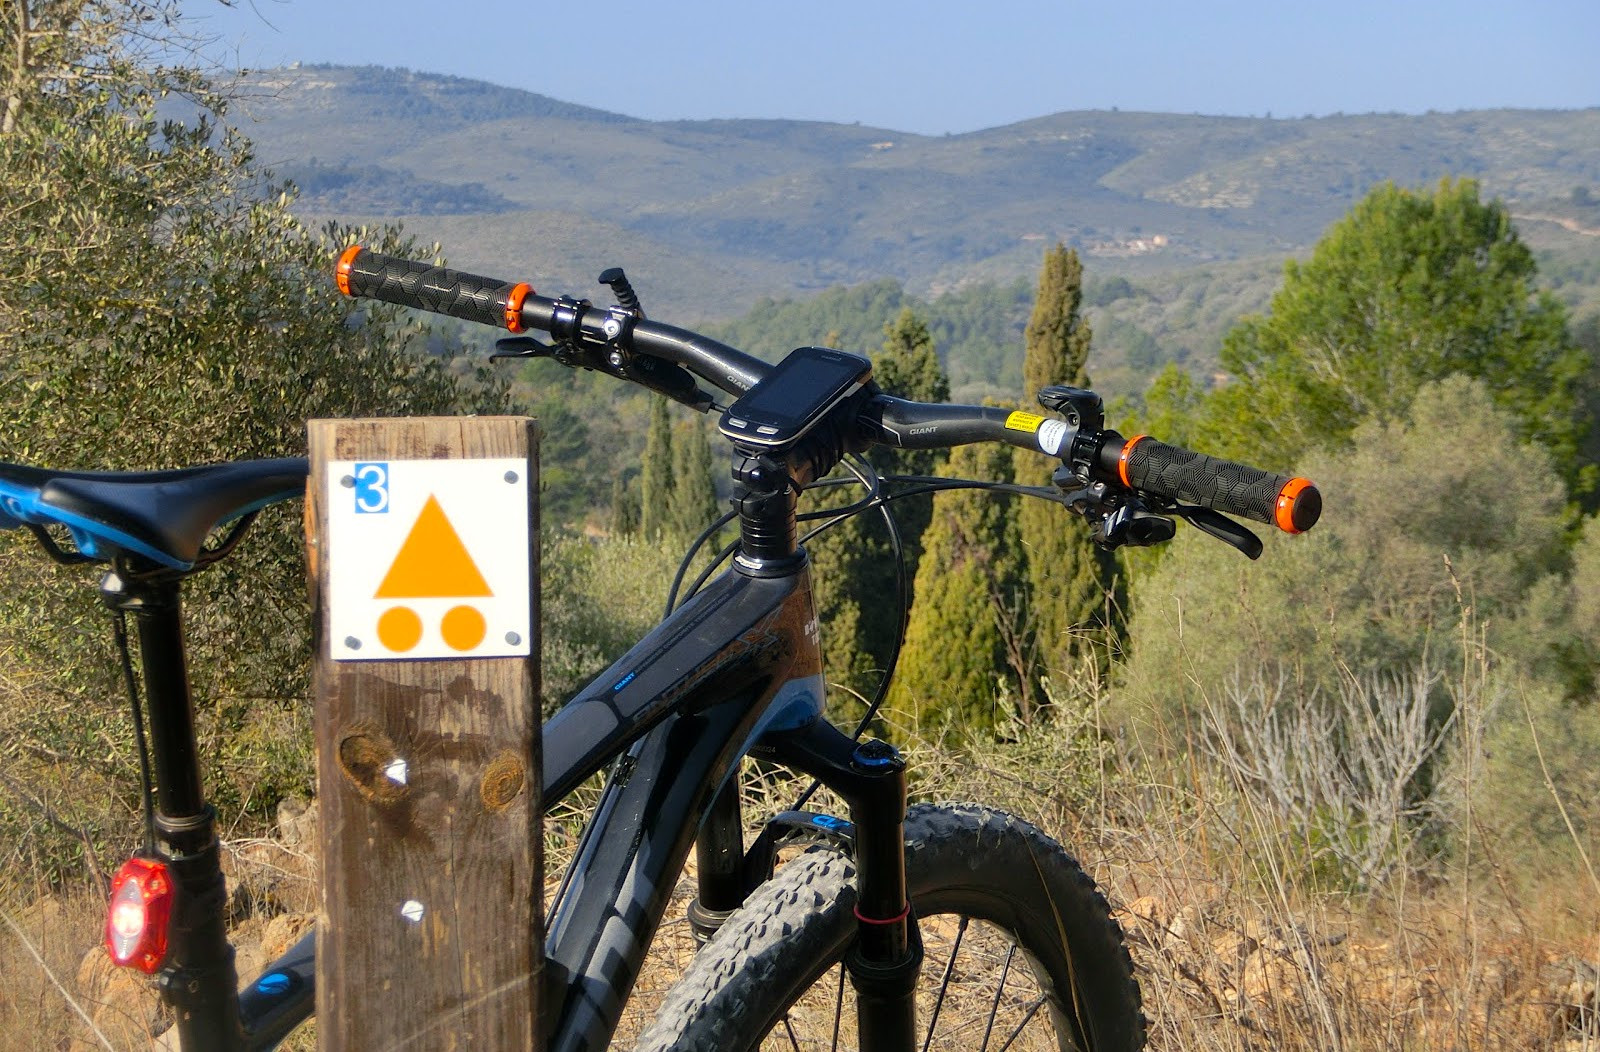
left=102, top=569, right=244, bottom=1052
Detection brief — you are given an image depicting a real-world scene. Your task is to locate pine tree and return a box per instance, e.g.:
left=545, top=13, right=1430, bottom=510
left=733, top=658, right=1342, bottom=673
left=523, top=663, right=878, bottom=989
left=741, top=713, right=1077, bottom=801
left=639, top=397, right=674, bottom=541
left=668, top=418, right=720, bottom=538
left=1202, top=179, right=1583, bottom=492
left=1013, top=245, right=1121, bottom=703
left=887, top=440, right=1022, bottom=734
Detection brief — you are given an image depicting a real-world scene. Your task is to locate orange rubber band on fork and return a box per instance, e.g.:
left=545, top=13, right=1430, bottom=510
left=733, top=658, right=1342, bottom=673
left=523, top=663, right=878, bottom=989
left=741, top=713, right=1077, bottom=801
left=854, top=903, right=912, bottom=926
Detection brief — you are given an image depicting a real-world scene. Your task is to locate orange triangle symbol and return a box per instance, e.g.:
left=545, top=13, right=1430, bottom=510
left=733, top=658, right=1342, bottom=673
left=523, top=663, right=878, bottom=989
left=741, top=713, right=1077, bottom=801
left=374, top=494, right=493, bottom=599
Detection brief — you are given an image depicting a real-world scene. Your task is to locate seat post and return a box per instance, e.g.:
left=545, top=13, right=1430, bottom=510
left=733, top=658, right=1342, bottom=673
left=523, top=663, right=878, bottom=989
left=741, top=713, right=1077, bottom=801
left=102, top=566, right=245, bottom=1051
left=104, top=570, right=206, bottom=820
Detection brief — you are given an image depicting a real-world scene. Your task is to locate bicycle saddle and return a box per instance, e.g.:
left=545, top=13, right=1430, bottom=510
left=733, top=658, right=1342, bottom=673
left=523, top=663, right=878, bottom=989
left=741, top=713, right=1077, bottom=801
left=0, top=458, right=309, bottom=571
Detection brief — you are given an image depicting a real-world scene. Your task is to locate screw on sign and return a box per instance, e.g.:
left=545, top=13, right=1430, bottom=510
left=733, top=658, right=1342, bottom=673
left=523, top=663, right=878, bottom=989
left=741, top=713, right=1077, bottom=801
left=325, top=459, right=531, bottom=661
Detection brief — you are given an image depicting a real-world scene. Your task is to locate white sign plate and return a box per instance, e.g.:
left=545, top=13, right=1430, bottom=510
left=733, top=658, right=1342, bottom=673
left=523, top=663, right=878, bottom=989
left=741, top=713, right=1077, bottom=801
left=325, top=458, right=531, bottom=661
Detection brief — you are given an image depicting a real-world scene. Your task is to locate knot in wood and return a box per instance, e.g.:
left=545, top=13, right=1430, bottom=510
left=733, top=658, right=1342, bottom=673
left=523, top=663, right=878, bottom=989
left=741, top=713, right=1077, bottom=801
left=480, top=751, right=526, bottom=812
left=336, top=726, right=409, bottom=806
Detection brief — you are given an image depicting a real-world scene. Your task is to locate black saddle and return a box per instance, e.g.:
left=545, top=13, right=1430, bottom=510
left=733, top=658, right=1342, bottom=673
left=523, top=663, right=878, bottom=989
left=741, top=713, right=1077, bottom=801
left=0, top=458, right=309, bottom=571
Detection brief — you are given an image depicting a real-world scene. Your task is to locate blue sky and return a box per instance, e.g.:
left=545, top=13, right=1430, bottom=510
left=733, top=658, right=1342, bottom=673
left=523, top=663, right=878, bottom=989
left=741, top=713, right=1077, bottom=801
left=181, top=0, right=1597, bottom=135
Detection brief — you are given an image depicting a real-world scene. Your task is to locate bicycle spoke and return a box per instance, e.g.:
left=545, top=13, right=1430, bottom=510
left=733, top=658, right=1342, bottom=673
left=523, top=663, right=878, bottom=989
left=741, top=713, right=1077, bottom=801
left=780, top=1013, right=801, bottom=1052
left=992, top=995, right=1048, bottom=1052
left=920, top=914, right=969, bottom=1052
left=978, top=940, right=1017, bottom=1052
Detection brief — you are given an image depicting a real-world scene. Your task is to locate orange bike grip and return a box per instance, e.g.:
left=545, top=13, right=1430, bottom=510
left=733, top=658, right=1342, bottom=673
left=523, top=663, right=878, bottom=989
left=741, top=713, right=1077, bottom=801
left=1274, top=477, right=1320, bottom=534
left=335, top=244, right=362, bottom=297
left=1116, top=436, right=1322, bottom=533
left=336, top=248, right=530, bottom=331
left=1117, top=435, right=1149, bottom=489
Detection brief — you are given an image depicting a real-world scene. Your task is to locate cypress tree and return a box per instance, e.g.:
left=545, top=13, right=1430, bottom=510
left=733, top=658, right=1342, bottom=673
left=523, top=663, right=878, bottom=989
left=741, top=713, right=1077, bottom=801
left=887, top=440, right=1022, bottom=734
left=639, top=396, right=674, bottom=541
left=1013, top=245, right=1122, bottom=699
left=609, top=473, right=640, bottom=536
left=809, top=310, right=950, bottom=717
left=668, top=418, right=720, bottom=538
left=871, top=309, right=951, bottom=562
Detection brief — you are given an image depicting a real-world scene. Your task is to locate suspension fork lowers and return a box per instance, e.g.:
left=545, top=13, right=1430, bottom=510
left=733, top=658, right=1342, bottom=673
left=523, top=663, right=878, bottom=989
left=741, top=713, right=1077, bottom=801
left=760, top=719, right=922, bottom=1051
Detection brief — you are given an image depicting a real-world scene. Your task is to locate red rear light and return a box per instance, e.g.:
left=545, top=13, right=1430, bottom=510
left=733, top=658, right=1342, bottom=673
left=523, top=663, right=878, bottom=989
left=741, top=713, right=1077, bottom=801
left=105, top=857, right=174, bottom=973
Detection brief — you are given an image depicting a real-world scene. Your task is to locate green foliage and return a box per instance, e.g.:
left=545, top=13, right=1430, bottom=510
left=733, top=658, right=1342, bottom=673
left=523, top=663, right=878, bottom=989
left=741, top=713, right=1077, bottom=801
left=1122, top=363, right=1203, bottom=450
left=888, top=441, right=1022, bottom=732
left=1013, top=246, right=1121, bottom=697
left=283, top=159, right=516, bottom=215
left=526, top=395, right=597, bottom=525
left=0, top=0, right=506, bottom=865
left=609, top=473, right=640, bottom=536
left=1476, top=679, right=1600, bottom=873
left=808, top=308, right=950, bottom=714
left=1201, top=179, right=1586, bottom=494
left=1114, top=377, right=1568, bottom=730
left=667, top=417, right=719, bottom=538
left=867, top=309, right=951, bottom=556
left=705, top=278, right=1031, bottom=402
left=540, top=532, right=681, bottom=707
left=639, top=396, right=674, bottom=541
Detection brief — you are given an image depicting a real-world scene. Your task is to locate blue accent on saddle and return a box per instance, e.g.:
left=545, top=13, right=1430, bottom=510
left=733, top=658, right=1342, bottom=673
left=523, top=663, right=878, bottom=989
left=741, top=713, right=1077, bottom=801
left=0, top=477, right=172, bottom=566
left=0, top=477, right=302, bottom=572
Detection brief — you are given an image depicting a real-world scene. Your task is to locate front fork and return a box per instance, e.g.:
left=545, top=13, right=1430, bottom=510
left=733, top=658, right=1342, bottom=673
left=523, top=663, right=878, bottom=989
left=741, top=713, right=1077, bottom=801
left=693, top=718, right=922, bottom=1050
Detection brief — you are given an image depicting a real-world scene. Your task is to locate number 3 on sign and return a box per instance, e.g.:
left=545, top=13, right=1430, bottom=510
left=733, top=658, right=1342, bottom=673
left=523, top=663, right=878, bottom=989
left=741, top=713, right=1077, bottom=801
left=353, top=463, right=390, bottom=514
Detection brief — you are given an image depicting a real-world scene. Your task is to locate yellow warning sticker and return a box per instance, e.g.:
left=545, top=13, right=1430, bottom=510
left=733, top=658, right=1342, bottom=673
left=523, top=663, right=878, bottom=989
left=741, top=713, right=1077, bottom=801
left=1005, top=411, right=1045, bottom=433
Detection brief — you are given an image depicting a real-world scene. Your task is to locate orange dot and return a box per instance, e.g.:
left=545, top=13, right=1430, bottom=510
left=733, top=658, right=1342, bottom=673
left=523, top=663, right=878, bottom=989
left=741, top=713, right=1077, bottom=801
left=441, top=605, right=486, bottom=652
left=377, top=606, right=422, bottom=652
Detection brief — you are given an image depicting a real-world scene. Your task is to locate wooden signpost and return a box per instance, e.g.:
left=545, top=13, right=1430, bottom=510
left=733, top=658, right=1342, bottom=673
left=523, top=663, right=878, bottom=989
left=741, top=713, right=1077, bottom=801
left=307, top=417, right=541, bottom=1050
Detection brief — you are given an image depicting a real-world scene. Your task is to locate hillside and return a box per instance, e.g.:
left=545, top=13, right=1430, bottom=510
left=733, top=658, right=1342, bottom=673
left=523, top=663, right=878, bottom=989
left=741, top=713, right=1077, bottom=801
left=228, top=65, right=1600, bottom=321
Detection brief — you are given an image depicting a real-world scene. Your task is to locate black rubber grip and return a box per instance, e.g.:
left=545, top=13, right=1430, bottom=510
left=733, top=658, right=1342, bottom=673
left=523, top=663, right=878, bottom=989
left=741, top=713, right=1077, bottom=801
left=1114, top=436, right=1321, bottom=533
left=339, top=248, right=523, bottom=330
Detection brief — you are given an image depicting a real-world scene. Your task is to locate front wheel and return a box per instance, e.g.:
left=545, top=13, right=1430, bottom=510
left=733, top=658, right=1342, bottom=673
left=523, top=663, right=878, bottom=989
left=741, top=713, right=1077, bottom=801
left=636, top=803, right=1145, bottom=1051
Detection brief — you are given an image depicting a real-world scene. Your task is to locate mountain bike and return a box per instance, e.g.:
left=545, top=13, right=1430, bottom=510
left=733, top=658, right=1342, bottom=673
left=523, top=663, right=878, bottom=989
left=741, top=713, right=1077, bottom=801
left=0, top=248, right=1320, bottom=1051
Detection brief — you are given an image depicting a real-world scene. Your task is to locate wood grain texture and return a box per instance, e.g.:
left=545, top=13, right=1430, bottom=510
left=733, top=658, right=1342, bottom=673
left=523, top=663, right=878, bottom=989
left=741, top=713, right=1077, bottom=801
left=308, top=418, right=541, bottom=1051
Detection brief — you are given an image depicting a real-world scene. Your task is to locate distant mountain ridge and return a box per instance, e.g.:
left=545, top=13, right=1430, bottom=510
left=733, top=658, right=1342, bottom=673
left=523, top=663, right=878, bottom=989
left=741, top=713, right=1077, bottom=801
left=232, top=64, right=1600, bottom=319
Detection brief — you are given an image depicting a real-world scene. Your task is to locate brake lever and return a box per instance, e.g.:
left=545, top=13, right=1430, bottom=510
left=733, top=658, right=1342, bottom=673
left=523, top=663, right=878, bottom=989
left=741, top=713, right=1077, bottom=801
left=1094, top=496, right=1176, bottom=550
left=620, top=354, right=715, bottom=412
left=491, top=335, right=556, bottom=361
left=1171, top=504, right=1263, bottom=560
left=493, top=334, right=713, bottom=412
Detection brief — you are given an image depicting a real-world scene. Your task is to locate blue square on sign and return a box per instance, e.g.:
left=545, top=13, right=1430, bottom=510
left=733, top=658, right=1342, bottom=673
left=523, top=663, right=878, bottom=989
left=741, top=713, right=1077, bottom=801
left=353, top=463, right=390, bottom=514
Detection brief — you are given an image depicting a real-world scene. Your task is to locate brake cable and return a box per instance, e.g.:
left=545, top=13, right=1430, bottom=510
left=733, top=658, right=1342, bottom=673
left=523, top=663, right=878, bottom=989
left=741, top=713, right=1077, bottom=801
left=110, top=609, right=158, bottom=857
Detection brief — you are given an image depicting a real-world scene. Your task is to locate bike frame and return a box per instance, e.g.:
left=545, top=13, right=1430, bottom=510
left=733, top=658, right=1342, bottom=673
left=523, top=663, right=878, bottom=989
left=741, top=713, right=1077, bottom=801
left=133, top=447, right=918, bottom=1052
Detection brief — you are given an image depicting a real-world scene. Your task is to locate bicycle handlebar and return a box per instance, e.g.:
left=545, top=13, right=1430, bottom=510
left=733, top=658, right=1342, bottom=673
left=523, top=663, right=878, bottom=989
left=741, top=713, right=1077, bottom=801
left=337, top=247, right=768, bottom=395
left=1098, top=434, right=1320, bottom=534
left=336, top=247, right=1320, bottom=535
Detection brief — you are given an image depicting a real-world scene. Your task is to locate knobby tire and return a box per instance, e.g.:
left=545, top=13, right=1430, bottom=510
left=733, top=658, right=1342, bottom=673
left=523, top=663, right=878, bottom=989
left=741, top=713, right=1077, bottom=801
left=635, top=803, right=1145, bottom=1052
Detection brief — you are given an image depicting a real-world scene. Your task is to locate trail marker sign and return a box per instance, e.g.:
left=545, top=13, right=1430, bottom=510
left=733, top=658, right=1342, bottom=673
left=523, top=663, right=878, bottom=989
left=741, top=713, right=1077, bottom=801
left=307, top=417, right=542, bottom=1052
left=325, top=457, right=531, bottom=661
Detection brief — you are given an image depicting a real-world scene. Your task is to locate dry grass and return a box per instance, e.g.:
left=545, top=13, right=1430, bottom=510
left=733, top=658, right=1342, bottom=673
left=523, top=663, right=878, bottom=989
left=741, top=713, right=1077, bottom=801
left=3, top=686, right=1598, bottom=1051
